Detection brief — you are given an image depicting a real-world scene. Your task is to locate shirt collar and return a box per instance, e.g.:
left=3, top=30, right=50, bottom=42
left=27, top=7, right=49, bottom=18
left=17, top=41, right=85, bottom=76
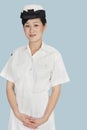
left=27, top=41, right=46, bottom=56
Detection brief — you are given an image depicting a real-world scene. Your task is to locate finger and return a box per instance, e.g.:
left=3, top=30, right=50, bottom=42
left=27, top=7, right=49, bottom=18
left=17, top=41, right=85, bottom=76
left=24, top=114, right=30, bottom=118
left=24, top=124, right=36, bottom=129
left=24, top=118, right=35, bottom=124
left=23, top=122, right=37, bottom=129
left=29, top=118, right=36, bottom=122
left=23, top=115, right=33, bottom=121
left=25, top=119, right=30, bottom=123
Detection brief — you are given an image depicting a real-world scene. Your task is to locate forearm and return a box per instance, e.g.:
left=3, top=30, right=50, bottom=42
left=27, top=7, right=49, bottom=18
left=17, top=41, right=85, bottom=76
left=22, top=86, right=61, bottom=128
left=43, top=85, right=61, bottom=120
left=6, top=81, right=19, bottom=116
left=6, top=81, right=37, bottom=128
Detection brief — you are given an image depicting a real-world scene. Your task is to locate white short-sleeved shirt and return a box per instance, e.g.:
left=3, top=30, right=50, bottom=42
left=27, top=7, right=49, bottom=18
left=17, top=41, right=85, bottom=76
left=0, top=42, right=70, bottom=130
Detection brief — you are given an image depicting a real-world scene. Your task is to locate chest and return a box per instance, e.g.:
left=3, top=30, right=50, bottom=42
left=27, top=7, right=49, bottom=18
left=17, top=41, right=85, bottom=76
left=14, top=53, right=54, bottom=79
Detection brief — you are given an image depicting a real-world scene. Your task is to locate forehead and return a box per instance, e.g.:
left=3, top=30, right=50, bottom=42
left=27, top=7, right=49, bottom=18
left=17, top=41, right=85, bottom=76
left=25, top=18, right=42, bottom=24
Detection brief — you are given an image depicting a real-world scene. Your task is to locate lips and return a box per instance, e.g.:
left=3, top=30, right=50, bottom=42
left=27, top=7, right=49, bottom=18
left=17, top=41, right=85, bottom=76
left=29, top=34, right=36, bottom=37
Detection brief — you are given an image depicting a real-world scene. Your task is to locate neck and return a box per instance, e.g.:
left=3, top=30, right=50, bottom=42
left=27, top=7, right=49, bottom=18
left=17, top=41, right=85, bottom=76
left=29, top=40, right=42, bottom=51
left=28, top=40, right=43, bottom=55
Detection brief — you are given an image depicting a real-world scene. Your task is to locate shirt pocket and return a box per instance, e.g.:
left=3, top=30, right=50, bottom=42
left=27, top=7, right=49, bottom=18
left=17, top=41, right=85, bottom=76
left=35, top=60, right=51, bottom=80
left=14, top=61, right=31, bottom=81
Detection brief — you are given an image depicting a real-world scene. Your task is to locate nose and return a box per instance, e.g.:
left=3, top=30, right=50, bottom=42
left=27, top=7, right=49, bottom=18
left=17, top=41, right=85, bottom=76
left=29, top=26, right=34, bottom=33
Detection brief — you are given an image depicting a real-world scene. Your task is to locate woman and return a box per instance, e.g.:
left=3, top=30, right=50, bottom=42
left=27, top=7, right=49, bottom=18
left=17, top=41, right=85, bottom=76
left=0, top=4, right=70, bottom=130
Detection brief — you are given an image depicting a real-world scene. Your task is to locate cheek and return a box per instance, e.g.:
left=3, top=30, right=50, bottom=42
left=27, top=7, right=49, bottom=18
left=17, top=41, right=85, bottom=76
left=24, top=28, right=29, bottom=36
left=37, top=27, right=44, bottom=34
left=23, top=28, right=26, bottom=34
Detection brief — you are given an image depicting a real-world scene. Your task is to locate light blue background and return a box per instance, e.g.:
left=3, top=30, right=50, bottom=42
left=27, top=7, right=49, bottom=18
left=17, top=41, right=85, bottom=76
left=0, top=0, right=87, bottom=130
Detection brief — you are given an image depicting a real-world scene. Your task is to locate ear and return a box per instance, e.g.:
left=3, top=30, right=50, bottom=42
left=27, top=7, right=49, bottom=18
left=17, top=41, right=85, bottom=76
left=43, top=24, right=47, bottom=32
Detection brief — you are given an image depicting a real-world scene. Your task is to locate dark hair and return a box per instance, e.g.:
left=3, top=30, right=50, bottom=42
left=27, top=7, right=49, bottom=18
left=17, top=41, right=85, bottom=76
left=20, top=9, right=47, bottom=26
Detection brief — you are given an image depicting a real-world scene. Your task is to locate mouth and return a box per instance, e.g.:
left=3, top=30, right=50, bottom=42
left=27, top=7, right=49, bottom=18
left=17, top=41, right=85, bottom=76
left=29, top=34, right=36, bottom=37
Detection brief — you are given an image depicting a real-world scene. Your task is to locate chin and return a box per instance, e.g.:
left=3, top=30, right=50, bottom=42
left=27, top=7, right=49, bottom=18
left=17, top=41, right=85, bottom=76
left=29, top=39, right=37, bottom=43
left=29, top=38, right=42, bottom=43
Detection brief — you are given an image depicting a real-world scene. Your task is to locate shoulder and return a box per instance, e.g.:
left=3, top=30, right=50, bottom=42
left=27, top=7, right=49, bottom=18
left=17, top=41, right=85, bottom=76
left=43, top=43, right=61, bottom=56
left=44, top=43, right=64, bottom=65
left=11, top=45, right=27, bottom=56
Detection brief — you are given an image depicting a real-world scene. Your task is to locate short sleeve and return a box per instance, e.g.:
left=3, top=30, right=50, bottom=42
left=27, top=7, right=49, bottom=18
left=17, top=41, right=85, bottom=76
left=50, top=53, right=70, bottom=87
left=0, top=53, right=15, bottom=83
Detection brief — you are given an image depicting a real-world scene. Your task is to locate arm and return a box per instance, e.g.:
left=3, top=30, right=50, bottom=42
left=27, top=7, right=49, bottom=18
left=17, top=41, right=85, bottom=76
left=43, top=84, right=61, bottom=120
left=6, top=81, right=19, bottom=116
left=24, top=84, right=61, bottom=128
left=6, top=80, right=37, bottom=129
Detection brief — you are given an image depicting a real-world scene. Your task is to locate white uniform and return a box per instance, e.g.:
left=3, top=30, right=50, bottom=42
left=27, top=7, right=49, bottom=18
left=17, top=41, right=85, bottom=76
left=0, top=42, right=70, bottom=130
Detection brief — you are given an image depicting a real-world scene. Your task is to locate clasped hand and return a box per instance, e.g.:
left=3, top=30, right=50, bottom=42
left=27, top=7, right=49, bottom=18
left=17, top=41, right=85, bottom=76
left=15, top=112, right=48, bottom=129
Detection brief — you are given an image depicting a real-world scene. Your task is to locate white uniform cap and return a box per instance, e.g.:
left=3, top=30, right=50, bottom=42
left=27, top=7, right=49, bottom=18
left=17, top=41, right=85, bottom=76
left=23, top=4, right=44, bottom=12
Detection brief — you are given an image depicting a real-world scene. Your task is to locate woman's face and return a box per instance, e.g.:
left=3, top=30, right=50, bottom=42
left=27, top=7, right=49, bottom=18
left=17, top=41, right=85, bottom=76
left=23, top=18, right=46, bottom=43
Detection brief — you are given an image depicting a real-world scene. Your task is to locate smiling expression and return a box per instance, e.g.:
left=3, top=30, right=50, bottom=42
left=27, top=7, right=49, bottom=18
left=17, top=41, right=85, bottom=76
left=23, top=18, right=46, bottom=43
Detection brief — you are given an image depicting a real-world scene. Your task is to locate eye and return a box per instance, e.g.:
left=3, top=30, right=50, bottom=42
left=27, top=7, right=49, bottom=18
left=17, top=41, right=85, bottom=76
left=34, top=24, right=39, bottom=27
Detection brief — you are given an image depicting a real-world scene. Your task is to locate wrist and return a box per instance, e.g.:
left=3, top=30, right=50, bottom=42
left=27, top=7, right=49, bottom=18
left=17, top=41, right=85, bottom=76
left=14, top=110, right=20, bottom=117
left=43, top=114, right=49, bottom=122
